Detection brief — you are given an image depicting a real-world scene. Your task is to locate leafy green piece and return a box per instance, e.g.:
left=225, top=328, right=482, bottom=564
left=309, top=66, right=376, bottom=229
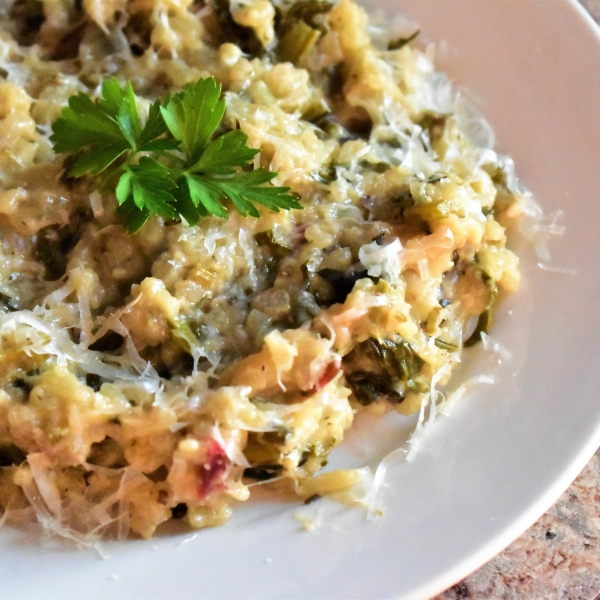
left=50, top=88, right=130, bottom=178
left=69, top=145, right=128, bottom=177
left=138, top=101, right=174, bottom=150
left=117, top=200, right=150, bottom=234
left=128, top=158, right=177, bottom=218
left=182, top=174, right=229, bottom=220
left=116, top=158, right=178, bottom=231
left=345, top=371, right=404, bottom=406
left=358, top=159, right=391, bottom=174
left=50, top=78, right=145, bottom=178
left=51, top=76, right=302, bottom=232
left=96, top=78, right=125, bottom=117
left=344, top=337, right=427, bottom=406
left=50, top=92, right=125, bottom=153
left=202, top=170, right=301, bottom=216
left=160, top=78, right=225, bottom=165
left=363, top=338, right=426, bottom=394
left=190, top=130, right=259, bottom=175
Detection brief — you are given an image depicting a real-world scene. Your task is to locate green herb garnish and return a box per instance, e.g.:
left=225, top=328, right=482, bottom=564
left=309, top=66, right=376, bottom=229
left=50, top=77, right=302, bottom=232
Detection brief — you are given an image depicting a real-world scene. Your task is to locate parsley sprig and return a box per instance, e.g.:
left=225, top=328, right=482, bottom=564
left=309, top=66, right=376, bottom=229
left=50, top=77, right=301, bottom=232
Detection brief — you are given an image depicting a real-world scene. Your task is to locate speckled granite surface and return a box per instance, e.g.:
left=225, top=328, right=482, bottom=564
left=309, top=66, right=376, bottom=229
left=581, top=0, right=600, bottom=21
left=435, top=450, right=600, bottom=599
left=435, top=4, right=600, bottom=597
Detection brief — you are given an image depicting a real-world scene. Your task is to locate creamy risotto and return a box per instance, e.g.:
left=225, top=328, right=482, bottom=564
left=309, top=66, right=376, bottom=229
left=0, top=0, right=529, bottom=541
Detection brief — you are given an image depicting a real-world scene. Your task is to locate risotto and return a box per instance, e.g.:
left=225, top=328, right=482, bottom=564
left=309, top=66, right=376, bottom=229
left=0, top=0, right=528, bottom=540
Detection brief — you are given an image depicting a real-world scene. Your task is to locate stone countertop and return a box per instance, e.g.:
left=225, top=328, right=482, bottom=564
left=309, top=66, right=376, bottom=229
left=581, top=0, right=600, bottom=21
left=435, top=450, right=600, bottom=599
left=435, top=2, right=600, bottom=598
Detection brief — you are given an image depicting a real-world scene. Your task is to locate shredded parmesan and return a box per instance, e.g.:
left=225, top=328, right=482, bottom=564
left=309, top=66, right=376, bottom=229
left=0, top=0, right=537, bottom=541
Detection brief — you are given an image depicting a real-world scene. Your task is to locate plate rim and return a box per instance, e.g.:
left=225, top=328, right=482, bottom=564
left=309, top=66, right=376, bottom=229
left=409, top=1, right=600, bottom=595
left=2, top=2, right=600, bottom=599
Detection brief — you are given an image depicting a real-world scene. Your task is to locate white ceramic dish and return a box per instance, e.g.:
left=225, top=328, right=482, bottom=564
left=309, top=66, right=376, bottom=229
left=3, top=1, right=600, bottom=598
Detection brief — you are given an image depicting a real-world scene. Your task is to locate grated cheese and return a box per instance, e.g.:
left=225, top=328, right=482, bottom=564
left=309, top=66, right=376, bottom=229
left=0, top=0, right=539, bottom=542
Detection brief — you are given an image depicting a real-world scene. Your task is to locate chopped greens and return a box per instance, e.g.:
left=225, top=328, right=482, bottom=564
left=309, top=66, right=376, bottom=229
left=364, top=338, right=426, bottom=392
left=311, top=162, right=338, bottom=183
left=211, top=0, right=266, bottom=57
left=317, top=268, right=370, bottom=305
left=434, top=338, right=459, bottom=352
left=50, top=77, right=301, bottom=232
left=346, top=371, right=404, bottom=406
left=464, top=270, right=499, bottom=347
left=276, top=0, right=333, bottom=64
left=388, top=29, right=420, bottom=51
left=278, top=20, right=321, bottom=63
left=344, top=337, right=427, bottom=405
left=280, top=0, right=333, bottom=30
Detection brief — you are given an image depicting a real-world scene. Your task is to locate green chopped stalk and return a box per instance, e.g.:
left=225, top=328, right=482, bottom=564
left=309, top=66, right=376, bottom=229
left=434, top=338, right=459, bottom=352
left=278, top=21, right=321, bottom=64
left=282, top=0, right=333, bottom=30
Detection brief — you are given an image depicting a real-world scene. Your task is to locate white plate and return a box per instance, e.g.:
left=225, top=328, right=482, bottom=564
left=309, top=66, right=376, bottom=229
left=3, top=1, right=600, bottom=598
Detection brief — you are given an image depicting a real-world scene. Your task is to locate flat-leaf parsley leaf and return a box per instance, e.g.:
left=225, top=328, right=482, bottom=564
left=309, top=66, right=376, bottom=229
left=50, top=77, right=301, bottom=232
